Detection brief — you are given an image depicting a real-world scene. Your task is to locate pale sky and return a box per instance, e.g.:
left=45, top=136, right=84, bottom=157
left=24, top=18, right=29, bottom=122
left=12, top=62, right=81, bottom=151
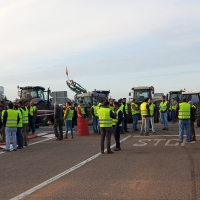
left=1, top=0, right=200, bottom=101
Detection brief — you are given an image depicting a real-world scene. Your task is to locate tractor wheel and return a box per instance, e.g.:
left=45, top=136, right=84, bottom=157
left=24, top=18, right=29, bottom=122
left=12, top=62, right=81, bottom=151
left=36, top=102, right=49, bottom=124
left=197, top=107, right=200, bottom=127
left=128, top=104, right=133, bottom=123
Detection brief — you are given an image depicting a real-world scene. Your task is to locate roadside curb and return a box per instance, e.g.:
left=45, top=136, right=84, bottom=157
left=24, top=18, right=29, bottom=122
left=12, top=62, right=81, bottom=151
left=0, top=132, right=51, bottom=146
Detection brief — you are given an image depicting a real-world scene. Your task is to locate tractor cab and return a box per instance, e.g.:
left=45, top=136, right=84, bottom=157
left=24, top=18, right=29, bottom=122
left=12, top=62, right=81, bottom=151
left=167, top=91, right=183, bottom=103
left=182, top=92, right=200, bottom=108
left=76, top=90, right=110, bottom=124
left=129, top=86, right=154, bottom=104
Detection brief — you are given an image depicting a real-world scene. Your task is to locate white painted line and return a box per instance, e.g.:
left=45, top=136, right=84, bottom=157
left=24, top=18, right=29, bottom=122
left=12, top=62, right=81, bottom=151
left=28, top=138, right=54, bottom=146
left=133, top=135, right=200, bottom=137
left=37, top=133, right=48, bottom=137
left=41, top=134, right=55, bottom=138
left=10, top=135, right=131, bottom=200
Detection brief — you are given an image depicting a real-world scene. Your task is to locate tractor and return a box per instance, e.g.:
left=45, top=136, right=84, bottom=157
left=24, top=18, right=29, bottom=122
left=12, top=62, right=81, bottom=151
left=75, top=90, right=110, bottom=124
left=17, top=86, right=52, bottom=124
left=182, top=92, right=200, bottom=127
left=166, top=91, right=184, bottom=103
left=128, top=86, right=160, bottom=123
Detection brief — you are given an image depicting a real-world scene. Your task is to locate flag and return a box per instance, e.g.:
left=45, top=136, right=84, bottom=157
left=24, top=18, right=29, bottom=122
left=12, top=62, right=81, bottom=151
left=66, top=67, right=68, bottom=76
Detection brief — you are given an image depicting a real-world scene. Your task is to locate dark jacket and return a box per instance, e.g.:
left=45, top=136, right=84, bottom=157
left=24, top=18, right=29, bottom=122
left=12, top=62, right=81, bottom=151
left=109, top=109, right=116, bottom=119
left=160, top=101, right=169, bottom=113
left=3, top=110, right=20, bottom=127
left=54, top=106, right=64, bottom=122
left=116, top=110, right=123, bottom=127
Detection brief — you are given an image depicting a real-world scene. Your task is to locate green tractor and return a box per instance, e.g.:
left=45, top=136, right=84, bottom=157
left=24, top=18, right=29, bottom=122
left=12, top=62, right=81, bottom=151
left=182, top=92, right=200, bottom=127
left=128, top=86, right=160, bottom=123
left=166, top=91, right=184, bottom=103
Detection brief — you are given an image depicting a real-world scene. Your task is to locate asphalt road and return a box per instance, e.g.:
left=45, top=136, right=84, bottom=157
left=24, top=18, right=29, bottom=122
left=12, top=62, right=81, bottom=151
left=1, top=122, right=200, bottom=200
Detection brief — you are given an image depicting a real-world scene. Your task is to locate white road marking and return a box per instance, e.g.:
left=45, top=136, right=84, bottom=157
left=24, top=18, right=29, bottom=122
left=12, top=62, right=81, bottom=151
left=10, top=135, right=132, bottom=200
left=133, top=139, right=151, bottom=146
left=37, top=133, right=49, bottom=137
left=133, top=135, right=200, bottom=137
left=165, top=139, right=179, bottom=146
left=41, top=134, right=55, bottom=138
left=28, top=137, right=55, bottom=146
left=153, top=139, right=166, bottom=146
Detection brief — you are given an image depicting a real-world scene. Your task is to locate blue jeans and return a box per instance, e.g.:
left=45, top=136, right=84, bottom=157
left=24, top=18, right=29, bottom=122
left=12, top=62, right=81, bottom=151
left=65, top=120, right=73, bottom=136
left=159, top=112, right=163, bottom=123
left=93, top=117, right=98, bottom=132
left=29, top=117, right=35, bottom=133
left=148, top=116, right=155, bottom=132
left=171, top=110, right=176, bottom=123
left=97, top=118, right=101, bottom=134
left=121, top=118, right=124, bottom=132
left=132, top=115, right=138, bottom=130
left=179, top=119, right=190, bottom=142
left=16, top=127, right=23, bottom=148
left=5, top=127, right=17, bottom=150
left=161, top=113, right=168, bottom=128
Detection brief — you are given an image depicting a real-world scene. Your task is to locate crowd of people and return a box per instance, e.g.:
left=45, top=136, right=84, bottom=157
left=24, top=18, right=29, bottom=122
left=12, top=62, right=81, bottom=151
left=0, top=101, right=36, bottom=151
left=0, top=95, right=197, bottom=153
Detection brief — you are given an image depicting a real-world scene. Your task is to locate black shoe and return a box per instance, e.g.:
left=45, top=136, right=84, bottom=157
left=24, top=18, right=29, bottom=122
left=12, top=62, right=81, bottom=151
left=125, top=131, right=129, bottom=133
left=114, top=148, right=120, bottom=151
left=13, top=149, right=17, bottom=151
left=101, top=152, right=104, bottom=154
left=162, top=128, right=167, bottom=130
left=107, top=151, right=114, bottom=154
left=120, top=132, right=124, bottom=134
left=17, top=146, right=22, bottom=149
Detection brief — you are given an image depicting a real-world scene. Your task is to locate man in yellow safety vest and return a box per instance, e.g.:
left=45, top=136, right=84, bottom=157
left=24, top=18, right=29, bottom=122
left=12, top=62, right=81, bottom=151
left=140, top=98, right=150, bottom=136
left=131, top=99, right=140, bottom=132
left=159, top=95, right=169, bottom=130
left=92, top=101, right=98, bottom=133
left=98, top=101, right=116, bottom=154
left=176, top=97, right=192, bottom=143
left=170, top=98, right=177, bottom=124
left=3, top=102, right=19, bottom=151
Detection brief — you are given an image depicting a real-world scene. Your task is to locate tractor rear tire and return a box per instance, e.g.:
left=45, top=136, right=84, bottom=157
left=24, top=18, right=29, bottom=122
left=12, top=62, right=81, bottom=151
left=36, top=102, right=49, bottom=124
left=197, top=107, right=200, bottom=127
left=128, top=104, right=133, bottom=123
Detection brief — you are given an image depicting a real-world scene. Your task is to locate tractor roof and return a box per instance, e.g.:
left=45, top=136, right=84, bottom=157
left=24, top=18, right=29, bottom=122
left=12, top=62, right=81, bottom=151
left=169, top=91, right=183, bottom=93
left=92, top=90, right=110, bottom=93
left=20, top=86, right=45, bottom=90
left=182, top=92, right=200, bottom=95
left=132, top=86, right=152, bottom=90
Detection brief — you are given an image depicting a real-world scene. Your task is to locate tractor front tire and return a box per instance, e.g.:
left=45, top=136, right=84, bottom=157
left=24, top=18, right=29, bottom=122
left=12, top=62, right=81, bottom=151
left=36, top=102, right=49, bottom=124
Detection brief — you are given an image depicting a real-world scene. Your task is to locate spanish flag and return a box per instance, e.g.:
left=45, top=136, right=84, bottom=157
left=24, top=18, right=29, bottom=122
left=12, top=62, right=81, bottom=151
left=66, top=67, right=68, bottom=76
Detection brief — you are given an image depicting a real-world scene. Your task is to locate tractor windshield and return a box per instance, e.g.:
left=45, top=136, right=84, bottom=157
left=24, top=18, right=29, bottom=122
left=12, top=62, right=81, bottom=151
left=134, top=89, right=151, bottom=102
left=77, top=97, right=92, bottom=107
left=182, top=94, right=200, bottom=105
left=169, top=93, right=182, bottom=103
left=21, top=89, right=37, bottom=100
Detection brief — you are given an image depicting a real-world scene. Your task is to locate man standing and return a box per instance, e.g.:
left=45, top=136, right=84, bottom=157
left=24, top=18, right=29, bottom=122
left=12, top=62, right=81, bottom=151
left=64, top=102, right=74, bottom=139
left=3, top=102, right=19, bottom=151
left=109, top=99, right=114, bottom=111
left=122, top=98, right=128, bottom=132
left=98, top=101, right=116, bottom=154
left=148, top=98, right=156, bottom=135
left=176, top=98, right=192, bottom=143
left=54, top=103, right=64, bottom=140
left=160, top=96, right=169, bottom=130
left=0, top=101, right=5, bottom=143
left=20, top=101, right=29, bottom=146
left=140, top=98, right=150, bottom=136
left=118, top=99, right=125, bottom=134
left=188, top=101, right=196, bottom=141
left=28, top=102, right=36, bottom=135
left=112, top=102, right=123, bottom=151
left=14, top=105, right=23, bottom=149
left=96, top=100, right=103, bottom=135
left=77, top=101, right=85, bottom=118
left=92, top=101, right=98, bottom=133
left=170, top=98, right=177, bottom=124
left=131, top=99, right=140, bottom=132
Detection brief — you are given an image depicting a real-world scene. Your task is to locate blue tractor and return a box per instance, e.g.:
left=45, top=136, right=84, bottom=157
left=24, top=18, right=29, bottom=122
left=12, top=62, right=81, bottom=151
left=17, top=86, right=52, bottom=123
